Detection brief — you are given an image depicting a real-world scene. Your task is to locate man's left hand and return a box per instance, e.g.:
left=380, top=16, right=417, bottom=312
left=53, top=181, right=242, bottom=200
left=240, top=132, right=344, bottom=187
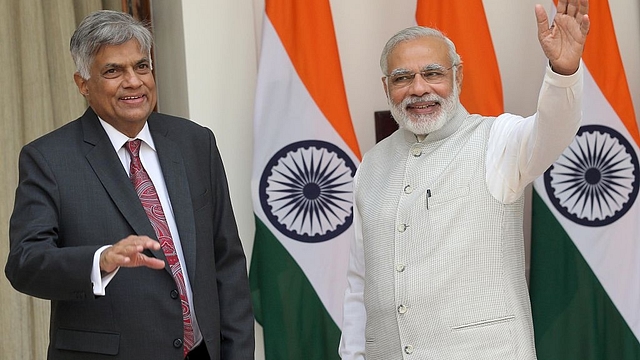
left=535, top=0, right=591, bottom=75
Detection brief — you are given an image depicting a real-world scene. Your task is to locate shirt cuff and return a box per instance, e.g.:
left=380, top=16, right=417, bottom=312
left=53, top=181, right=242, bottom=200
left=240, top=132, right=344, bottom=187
left=91, top=245, right=119, bottom=296
left=546, top=60, right=583, bottom=87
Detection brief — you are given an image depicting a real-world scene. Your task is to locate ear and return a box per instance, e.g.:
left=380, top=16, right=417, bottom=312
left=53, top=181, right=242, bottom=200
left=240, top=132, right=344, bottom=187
left=381, top=76, right=390, bottom=100
left=73, top=72, right=89, bottom=96
left=455, top=64, right=463, bottom=92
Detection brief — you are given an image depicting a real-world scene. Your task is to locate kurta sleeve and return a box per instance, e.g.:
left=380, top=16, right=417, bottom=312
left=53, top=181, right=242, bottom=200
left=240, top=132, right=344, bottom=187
left=486, top=63, right=584, bottom=203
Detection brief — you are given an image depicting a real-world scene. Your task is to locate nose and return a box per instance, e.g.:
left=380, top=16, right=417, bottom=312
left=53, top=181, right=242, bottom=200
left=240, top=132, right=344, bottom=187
left=122, top=68, right=143, bottom=88
left=407, top=73, right=432, bottom=96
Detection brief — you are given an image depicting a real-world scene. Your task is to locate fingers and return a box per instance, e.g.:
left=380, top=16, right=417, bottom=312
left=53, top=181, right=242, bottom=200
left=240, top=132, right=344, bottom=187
left=565, top=0, right=578, bottom=17
left=578, top=0, right=590, bottom=33
left=535, top=4, right=550, bottom=37
left=581, top=14, right=591, bottom=36
left=558, top=0, right=590, bottom=37
left=536, top=0, right=589, bottom=35
left=132, top=252, right=166, bottom=270
left=100, top=235, right=165, bottom=273
left=557, top=0, right=589, bottom=19
left=580, top=0, right=589, bottom=15
left=557, top=0, right=567, bottom=15
left=535, top=0, right=589, bottom=75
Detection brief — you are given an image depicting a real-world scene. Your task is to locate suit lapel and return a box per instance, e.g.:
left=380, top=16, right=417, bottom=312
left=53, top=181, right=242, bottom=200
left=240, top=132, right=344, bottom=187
left=149, top=116, right=198, bottom=281
left=81, top=109, right=166, bottom=263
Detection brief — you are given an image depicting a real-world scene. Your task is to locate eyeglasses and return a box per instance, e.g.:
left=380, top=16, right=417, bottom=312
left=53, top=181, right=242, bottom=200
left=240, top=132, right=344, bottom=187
left=385, top=64, right=458, bottom=88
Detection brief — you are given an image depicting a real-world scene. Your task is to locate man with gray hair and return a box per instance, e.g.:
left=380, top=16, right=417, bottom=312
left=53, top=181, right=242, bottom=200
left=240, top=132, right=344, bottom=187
left=340, top=0, right=590, bottom=359
left=5, top=10, right=254, bottom=360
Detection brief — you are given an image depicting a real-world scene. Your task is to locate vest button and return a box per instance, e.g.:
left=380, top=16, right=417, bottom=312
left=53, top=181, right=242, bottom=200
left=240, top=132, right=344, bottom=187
left=397, top=304, right=407, bottom=314
left=411, top=148, right=422, bottom=157
left=403, top=185, right=413, bottom=194
left=404, top=345, right=414, bottom=354
left=173, top=338, right=183, bottom=348
left=397, top=223, right=408, bottom=233
left=396, top=264, right=405, bottom=272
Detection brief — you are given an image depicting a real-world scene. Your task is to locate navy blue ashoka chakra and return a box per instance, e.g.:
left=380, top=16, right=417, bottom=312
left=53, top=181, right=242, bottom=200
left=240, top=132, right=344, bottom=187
left=259, top=140, right=357, bottom=243
left=544, top=125, right=639, bottom=227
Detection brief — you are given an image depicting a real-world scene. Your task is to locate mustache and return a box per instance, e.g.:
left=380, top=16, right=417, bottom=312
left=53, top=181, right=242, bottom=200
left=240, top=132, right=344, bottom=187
left=401, top=94, right=445, bottom=107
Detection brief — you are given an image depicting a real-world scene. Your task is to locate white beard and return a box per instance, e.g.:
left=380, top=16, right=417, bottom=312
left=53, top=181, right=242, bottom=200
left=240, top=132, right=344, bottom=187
left=389, top=85, right=459, bottom=136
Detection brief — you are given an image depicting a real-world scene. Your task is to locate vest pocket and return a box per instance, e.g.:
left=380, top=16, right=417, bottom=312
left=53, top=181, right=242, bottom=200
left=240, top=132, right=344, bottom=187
left=365, top=338, right=386, bottom=359
left=426, top=185, right=470, bottom=208
left=451, top=315, right=515, bottom=331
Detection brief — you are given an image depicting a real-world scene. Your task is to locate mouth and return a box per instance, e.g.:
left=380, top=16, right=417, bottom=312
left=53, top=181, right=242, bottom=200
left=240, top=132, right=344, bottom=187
left=406, top=101, right=439, bottom=114
left=119, top=94, right=147, bottom=105
left=120, top=95, right=145, bottom=100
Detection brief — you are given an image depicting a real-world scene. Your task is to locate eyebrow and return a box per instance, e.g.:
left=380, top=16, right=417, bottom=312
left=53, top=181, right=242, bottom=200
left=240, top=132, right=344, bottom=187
left=422, top=63, right=447, bottom=71
left=102, top=58, right=150, bottom=70
left=389, top=63, right=448, bottom=76
left=389, top=68, right=412, bottom=76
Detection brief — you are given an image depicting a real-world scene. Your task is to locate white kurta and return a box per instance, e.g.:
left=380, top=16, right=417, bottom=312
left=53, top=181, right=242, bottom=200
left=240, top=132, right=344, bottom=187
left=340, top=64, right=583, bottom=359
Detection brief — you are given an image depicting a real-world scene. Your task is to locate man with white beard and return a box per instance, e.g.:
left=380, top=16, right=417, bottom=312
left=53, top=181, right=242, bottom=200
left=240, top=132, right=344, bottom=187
left=339, top=0, right=590, bottom=359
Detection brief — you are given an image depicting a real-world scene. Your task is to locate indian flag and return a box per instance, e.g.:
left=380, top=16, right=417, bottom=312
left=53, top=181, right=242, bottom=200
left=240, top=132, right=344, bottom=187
left=530, top=0, right=640, bottom=358
left=416, top=0, right=503, bottom=116
left=249, top=0, right=361, bottom=359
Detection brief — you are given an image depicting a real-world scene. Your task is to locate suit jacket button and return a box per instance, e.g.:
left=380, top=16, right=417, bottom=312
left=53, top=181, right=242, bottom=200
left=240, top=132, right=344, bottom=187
left=173, top=338, right=183, bottom=348
left=170, top=289, right=179, bottom=299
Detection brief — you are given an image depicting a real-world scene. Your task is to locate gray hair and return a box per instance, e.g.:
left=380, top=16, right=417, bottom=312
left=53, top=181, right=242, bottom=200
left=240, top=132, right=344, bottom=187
left=70, top=10, right=153, bottom=79
left=380, top=26, right=461, bottom=75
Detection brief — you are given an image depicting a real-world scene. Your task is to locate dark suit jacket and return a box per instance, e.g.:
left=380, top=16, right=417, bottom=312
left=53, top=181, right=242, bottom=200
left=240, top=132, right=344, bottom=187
left=5, top=108, right=255, bottom=360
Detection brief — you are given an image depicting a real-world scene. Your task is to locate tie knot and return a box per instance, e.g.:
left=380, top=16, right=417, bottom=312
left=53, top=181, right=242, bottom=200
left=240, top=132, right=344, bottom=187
left=125, top=139, right=142, bottom=158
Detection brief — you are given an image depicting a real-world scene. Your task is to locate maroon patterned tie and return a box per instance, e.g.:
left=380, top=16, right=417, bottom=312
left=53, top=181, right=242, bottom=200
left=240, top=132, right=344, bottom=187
left=125, top=139, right=195, bottom=357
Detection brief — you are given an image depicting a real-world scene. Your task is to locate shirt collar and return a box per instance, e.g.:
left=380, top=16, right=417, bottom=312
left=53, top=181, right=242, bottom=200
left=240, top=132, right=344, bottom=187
left=98, top=118, right=156, bottom=152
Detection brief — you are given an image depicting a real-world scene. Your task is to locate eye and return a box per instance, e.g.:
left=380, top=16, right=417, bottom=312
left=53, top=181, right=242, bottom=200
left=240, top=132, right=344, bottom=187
left=136, top=63, right=151, bottom=73
left=423, top=71, right=444, bottom=79
left=102, top=68, right=120, bottom=79
left=391, top=74, right=414, bottom=84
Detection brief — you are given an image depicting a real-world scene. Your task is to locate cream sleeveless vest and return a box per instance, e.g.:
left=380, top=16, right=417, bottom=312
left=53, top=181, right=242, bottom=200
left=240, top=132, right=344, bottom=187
left=355, top=107, right=537, bottom=359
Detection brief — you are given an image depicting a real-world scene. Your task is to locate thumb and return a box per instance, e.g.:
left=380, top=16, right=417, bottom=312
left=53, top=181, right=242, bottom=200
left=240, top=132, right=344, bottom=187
left=535, top=4, right=551, bottom=37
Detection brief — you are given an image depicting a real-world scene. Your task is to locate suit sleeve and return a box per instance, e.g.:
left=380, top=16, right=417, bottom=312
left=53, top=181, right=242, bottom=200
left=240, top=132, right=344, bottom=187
left=5, top=144, right=97, bottom=301
left=206, top=130, right=255, bottom=359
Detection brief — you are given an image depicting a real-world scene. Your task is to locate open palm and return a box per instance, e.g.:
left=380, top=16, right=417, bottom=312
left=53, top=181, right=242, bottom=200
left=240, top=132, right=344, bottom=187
left=535, top=0, right=590, bottom=75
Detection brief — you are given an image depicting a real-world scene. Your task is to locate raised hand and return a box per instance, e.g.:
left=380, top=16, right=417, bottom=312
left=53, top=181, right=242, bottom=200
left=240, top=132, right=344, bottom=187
left=535, top=0, right=590, bottom=75
left=100, top=235, right=165, bottom=274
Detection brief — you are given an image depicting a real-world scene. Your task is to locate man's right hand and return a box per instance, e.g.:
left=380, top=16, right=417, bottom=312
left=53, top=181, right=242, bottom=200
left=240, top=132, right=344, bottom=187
left=99, top=235, right=165, bottom=274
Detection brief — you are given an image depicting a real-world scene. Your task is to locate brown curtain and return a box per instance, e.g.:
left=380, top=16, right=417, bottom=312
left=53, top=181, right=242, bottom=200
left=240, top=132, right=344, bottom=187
left=0, top=0, right=123, bottom=358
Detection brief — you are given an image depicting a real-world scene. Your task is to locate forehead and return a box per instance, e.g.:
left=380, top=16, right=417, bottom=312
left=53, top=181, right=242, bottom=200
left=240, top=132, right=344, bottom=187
left=386, top=36, right=450, bottom=72
left=92, top=39, right=146, bottom=68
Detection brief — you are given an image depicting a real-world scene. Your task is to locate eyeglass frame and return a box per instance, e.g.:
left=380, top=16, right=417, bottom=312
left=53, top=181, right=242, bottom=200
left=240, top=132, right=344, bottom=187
left=384, top=63, right=460, bottom=88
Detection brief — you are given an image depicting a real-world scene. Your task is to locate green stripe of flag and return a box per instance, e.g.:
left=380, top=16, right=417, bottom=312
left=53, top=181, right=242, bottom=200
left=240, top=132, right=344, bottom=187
left=529, top=190, right=640, bottom=359
left=250, top=216, right=341, bottom=360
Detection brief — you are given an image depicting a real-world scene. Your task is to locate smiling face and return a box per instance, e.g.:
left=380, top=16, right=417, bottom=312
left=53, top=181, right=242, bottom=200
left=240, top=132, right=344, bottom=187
left=382, top=36, right=462, bottom=136
left=74, top=39, right=156, bottom=138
